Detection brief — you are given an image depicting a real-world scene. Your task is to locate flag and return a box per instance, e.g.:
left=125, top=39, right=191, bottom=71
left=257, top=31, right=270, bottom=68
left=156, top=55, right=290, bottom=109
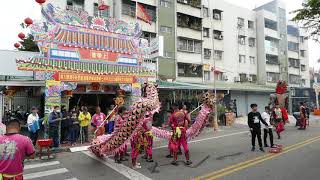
left=136, top=3, right=152, bottom=24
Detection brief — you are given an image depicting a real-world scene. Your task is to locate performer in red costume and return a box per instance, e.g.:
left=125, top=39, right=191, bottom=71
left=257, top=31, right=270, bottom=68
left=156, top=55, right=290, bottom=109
left=142, top=117, right=154, bottom=162
left=131, top=130, right=144, bottom=169
left=299, top=102, right=307, bottom=130
left=113, top=107, right=128, bottom=163
left=168, top=103, right=192, bottom=165
left=272, top=103, right=285, bottom=139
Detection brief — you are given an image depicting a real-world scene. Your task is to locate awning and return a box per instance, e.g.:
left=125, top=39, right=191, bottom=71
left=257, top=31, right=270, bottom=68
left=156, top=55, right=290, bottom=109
left=0, top=81, right=45, bottom=87
left=157, top=80, right=275, bottom=92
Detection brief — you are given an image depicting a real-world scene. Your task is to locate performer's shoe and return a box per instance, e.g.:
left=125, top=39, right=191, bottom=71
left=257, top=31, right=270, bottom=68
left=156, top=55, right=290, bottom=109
left=115, top=159, right=121, bottom=164
left=171, top=160, right=178, bottom=166
left=166, top=154, right=173, bottom=158
left=259, top=147, right=265, bottom=152
left=133, top=164, right=141, bottom=169
left=251, top=147, right=255, bottom=151
left=264, top=144, right=269, bottom=147
left=186, top=160, right=192, bottom=166
left=146, top=158, right=154, bottom=162
left=120, top=157, right=128, bottom=161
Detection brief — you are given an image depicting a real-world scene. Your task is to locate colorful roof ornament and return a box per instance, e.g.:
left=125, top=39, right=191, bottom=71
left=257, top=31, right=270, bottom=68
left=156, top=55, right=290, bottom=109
left=16, top=3, right=157, bottom=81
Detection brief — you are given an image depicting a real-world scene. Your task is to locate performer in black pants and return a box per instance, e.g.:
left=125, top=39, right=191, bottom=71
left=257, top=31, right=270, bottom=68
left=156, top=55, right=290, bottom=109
left=261, top=106, right=274, bottom=147
left=248, top=104, right=269, bottom=152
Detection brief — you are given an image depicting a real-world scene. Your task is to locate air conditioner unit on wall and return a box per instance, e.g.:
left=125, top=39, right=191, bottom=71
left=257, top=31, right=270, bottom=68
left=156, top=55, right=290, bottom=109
left=214, top=14, right=220, bottom=20
left=234, top=76, right=240, bottom=82
left=267, top=77, right=273, bottom=82
left=218, top=35, right=223, bottom=40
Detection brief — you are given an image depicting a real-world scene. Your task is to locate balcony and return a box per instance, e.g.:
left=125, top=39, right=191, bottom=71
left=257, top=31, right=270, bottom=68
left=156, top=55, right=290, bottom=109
left=177, top=13, right=202, bottom=31
left=177, top=0, right=201, bottom=8
left=266, top=54, right=279, bottom=65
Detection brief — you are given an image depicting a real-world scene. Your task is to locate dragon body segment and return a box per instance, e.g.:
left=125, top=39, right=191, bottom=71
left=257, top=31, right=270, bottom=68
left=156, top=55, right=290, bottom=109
left=89, top=84, right=215, bottom=157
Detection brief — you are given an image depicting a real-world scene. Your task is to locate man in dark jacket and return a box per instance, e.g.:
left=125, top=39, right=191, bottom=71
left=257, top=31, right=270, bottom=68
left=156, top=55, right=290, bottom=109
left=248, top=104, right=269, bottom=152
left=49, top=106, right=62, bottom=148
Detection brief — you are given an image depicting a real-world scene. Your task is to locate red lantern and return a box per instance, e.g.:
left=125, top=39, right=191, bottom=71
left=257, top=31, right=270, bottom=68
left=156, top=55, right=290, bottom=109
left=24, top=18, right=33, bottom=26
left=14, top=43, right=21, bottom=48
left=35, top=0, right=46, bottom=5
left=18, top=33, right=25, bottom=40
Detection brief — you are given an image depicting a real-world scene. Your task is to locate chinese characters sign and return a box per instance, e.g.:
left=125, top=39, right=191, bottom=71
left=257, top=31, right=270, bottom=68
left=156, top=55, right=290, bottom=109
left=54, top=72, right=135, bottom=84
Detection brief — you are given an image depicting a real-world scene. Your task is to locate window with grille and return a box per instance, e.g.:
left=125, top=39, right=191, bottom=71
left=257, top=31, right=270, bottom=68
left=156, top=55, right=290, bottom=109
left=203, top=28, right=210, bottom=37
left=160, top=26, right=173, bottom=33
left=178, top=38, right=202, bottom=53
left=248, top=20, right=254, bottom=29
left=204, top=49, right=211, bottom=59
left=203, top=7, right=209, bottom=18
left=249, top=37, right=255, bottom=47
left=239, top=55, right=246, bottom=63
left=213, top=50, right=223, bottom=60
left=160, top=0, right=171, bottom=8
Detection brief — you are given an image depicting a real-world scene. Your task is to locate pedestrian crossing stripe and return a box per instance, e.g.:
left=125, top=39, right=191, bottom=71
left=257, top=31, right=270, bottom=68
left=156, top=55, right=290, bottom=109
left=24, top=161, right=60, bottom=170
left=24, top=168, right=69, bottom=179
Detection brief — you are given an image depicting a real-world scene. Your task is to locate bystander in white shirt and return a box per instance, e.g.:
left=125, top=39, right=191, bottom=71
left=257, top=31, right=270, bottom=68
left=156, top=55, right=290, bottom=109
left=261, top=111, right=271, bottom=129
left=27, top=113, right=40, bottom=132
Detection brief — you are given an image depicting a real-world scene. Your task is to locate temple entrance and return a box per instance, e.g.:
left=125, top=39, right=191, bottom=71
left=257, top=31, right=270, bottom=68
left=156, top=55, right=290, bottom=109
left=69, top=93, right=116, bottom=114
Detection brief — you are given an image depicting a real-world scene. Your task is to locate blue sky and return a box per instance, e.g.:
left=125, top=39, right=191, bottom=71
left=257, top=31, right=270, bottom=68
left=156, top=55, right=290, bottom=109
left=0, top=0, right=318, bottom=66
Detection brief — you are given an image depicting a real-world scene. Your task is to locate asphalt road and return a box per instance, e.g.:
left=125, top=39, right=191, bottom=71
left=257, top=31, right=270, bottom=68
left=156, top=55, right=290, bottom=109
left=23, top=120, right=320, bottom=180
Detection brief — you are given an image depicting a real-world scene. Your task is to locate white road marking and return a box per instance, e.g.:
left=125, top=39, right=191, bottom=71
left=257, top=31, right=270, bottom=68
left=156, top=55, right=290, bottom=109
left=24, top=161, right=60, bottom=170
left=83, top=151, right=152, bottom=180
left=24, top=168, right=69, bottom=179
left=65, top=178, right=78, bottom=180
left=70, top=146, right=89, bottom=152
left=71, top=130, right=247, bottom=153
left=153, top=130, right=248, bottom=150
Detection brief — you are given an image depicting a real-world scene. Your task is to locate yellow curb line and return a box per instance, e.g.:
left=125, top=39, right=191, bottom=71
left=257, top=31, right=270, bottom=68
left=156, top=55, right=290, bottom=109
left=193, top=135, right=320, bottom=180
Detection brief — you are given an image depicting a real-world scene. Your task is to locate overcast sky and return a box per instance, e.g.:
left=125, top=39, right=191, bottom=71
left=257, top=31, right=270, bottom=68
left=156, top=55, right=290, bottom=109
left=0, top=0, right=318, bottom=66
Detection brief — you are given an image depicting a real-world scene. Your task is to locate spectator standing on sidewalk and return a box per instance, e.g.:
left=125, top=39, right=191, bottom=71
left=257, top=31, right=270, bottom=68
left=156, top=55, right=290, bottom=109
left=248, top=104, right=268, bottom=152
left=78, top=106, right=91, bottom=143
left=48, top=106, right=62, bottom=148
left=60, top=105, right=68, bottom=144
left=67, top=111, right=79, bottom=146
left=261, top=106, right=274, bottom=148
left=27, top=107, right=40, bottom=146
left=91, top=107, right=107, bottom=137
left=0, top=119, right=35, bottom=179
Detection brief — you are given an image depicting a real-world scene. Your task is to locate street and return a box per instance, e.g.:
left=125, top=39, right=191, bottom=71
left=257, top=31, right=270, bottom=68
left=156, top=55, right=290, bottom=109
left=23, top=118, right=320, bottom=180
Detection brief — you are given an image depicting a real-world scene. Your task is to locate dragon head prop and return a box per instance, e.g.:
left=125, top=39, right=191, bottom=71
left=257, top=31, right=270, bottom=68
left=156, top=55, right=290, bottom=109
left=200, top=91, right=215, bottom=109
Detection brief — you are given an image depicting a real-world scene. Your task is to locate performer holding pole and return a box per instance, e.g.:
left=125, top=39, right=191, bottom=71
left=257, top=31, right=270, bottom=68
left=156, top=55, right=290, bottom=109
left=114, top=106, right=128, bottom=163
left=168, top=103, right=192, bottom=166
left=272, top=103, right=285, bottom=139
left=142, top=117, right=154, bottom=162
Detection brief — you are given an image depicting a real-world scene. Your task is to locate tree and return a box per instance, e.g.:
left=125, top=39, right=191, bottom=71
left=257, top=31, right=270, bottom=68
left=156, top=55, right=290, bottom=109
left=292, top=0, right=320, bottom=42
left=18, top=34, right=39, bottom=52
